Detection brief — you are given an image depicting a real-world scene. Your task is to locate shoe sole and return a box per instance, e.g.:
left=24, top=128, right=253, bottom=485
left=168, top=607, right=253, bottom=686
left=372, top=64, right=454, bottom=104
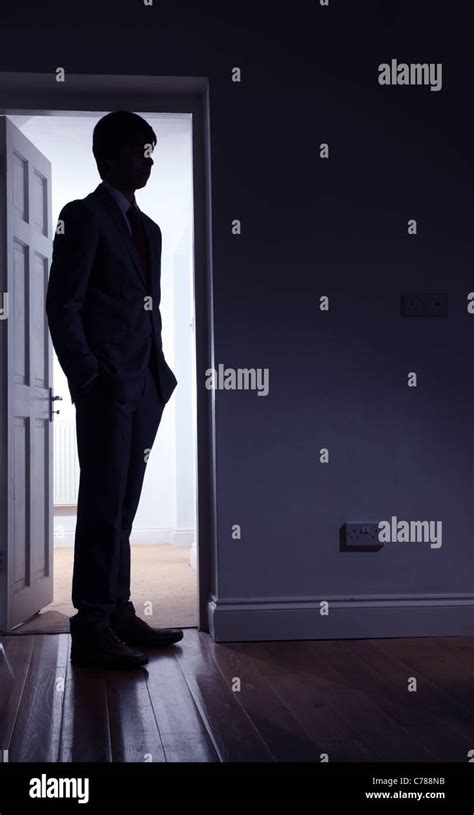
left=70, top=654, right=148, bottom=669
left=118, top=633, right=184, bottom=647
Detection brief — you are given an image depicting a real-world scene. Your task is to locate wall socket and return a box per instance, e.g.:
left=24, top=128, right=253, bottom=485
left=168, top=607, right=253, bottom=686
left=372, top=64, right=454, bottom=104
left=340, top=522, right=383, bottom=551
left=401, top=293, right=448, bottom=317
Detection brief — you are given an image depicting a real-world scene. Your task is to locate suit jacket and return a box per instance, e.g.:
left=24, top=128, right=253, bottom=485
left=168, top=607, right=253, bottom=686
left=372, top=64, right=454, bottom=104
left=46, top=182, right=178, bottom=406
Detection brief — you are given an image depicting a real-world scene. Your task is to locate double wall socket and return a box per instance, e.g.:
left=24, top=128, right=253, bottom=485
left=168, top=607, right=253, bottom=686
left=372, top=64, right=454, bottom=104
left=401, top=293, right=448, bottom=317
left=340, top=522, right=383, bottom=552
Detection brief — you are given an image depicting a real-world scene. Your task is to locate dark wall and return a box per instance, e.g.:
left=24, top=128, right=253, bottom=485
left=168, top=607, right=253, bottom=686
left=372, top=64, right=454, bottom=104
left=1, top=0, right=472, bottom=619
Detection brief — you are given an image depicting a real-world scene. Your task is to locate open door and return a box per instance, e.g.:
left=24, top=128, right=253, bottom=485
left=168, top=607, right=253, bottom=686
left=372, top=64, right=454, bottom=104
left=0, top=116, right=54, bottom=631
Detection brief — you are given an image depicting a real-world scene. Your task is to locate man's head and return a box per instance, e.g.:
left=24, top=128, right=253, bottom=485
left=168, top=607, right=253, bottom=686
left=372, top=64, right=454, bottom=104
left=92, top=111, right=157, bottom=192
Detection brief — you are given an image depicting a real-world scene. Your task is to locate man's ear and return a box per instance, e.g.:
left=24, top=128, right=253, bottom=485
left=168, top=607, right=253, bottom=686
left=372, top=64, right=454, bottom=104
left=101, top=152, right=118, bottom=176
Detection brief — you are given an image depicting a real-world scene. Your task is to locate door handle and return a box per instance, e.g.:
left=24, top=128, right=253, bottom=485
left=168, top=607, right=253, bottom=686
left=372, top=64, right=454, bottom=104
left=49, top=388, right=63, bottom=421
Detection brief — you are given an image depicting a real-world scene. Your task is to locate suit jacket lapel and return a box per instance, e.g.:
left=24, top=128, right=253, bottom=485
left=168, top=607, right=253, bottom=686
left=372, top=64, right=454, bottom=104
left=93, top=182, right=148, bottom=290
left=140, top=216, right=158, bottom=301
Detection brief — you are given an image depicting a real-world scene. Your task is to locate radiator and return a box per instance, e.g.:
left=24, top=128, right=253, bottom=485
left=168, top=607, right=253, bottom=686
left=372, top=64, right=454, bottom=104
left=53, top=420, right=79, bottom=506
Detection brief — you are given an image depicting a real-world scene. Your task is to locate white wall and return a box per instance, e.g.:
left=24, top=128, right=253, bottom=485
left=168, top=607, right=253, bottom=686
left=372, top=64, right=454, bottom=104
left=9, top=113, right=196, bottom=550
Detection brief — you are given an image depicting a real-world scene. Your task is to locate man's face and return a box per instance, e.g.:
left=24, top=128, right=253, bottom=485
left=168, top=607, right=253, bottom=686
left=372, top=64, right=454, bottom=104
left=105, top=140, right=154, bottom=190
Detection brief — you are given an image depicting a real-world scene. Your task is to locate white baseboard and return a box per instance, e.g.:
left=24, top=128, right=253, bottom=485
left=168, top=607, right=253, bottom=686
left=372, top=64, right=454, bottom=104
left=130, top=528, right=175, bottom=545
left=53, top=525, right=193, bottom=548
left=207, top=595, right=474, bottom=641
left=189, top=545, right=197, bottom=571
left=173, top=528, right=195, bottom=547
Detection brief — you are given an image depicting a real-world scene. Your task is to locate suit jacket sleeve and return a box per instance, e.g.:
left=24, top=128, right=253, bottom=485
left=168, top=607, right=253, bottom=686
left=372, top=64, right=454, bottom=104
left=46, top=200, right=100, bottom=390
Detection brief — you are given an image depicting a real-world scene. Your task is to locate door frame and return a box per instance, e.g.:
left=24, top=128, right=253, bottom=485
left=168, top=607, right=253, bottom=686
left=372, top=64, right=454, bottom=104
left=0, top=72, right=217, bottom=634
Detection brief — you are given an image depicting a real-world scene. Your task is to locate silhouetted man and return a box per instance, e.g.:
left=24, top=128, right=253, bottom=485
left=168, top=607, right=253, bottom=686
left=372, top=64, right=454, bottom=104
left=46, top=111, right=183, bottom=669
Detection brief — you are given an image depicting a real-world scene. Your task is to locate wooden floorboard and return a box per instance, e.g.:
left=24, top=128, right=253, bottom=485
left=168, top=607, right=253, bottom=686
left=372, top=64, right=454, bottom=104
left=336, top=639, right=473, bottom=762
left=144, top=648, right=219, bottom=761
left=0, top=635, right=35, bottom=759
left=0, top=630, right=472, bottom=762
left=174, top=631, right=273, bottom=761
left=207, top=639, right=357, bottom=761
left=106, top=671, right=166, bottom=762
left=8, top=635, right=68, bottom=761
left=59, top=636, right=112, bottom=762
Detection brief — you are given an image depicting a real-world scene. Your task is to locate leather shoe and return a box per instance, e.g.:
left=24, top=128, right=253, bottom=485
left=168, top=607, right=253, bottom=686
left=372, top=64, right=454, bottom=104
left=110, top=614, right=184, bottom=647
left=70, top=623, right=149, bottom=670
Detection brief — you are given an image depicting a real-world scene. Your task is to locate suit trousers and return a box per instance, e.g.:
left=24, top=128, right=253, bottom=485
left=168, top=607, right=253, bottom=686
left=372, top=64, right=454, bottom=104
left=70, top=359, right=165, bottom=632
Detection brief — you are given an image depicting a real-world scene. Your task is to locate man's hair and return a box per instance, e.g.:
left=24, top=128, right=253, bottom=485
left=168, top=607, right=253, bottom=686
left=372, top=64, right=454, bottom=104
left=92, top=111, right=157, bottom=179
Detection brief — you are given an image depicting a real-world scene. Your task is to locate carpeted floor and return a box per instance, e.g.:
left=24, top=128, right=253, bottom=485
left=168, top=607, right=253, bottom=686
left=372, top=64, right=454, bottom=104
left=3, top=544, right=198, bottom=634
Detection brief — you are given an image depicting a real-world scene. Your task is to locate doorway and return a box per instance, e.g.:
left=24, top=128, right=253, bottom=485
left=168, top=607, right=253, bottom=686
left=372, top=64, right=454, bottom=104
left=0, top=74, right=215, bottom=635
left=14, top=111, right=197, bottom=631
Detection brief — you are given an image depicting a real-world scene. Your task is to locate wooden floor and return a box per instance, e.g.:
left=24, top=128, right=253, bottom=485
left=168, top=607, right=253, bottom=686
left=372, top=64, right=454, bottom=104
left=0, top=630, right=473, bottom=762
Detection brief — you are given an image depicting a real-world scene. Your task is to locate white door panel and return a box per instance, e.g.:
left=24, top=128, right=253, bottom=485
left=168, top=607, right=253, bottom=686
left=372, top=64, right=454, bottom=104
left=0, top=116, right=54, bottom=631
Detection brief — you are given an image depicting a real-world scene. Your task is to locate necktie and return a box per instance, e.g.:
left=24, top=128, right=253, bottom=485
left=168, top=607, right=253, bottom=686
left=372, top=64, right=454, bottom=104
left=126, top=205, right=151, bottom=293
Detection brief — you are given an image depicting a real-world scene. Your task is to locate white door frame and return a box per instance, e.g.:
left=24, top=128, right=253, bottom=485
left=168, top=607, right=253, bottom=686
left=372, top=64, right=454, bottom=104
left=0, top=72, right=217, bottom=633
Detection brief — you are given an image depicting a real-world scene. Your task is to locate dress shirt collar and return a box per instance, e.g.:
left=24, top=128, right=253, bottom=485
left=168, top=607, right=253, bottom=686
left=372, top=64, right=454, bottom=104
left=102, top=179, right=139, bottom=217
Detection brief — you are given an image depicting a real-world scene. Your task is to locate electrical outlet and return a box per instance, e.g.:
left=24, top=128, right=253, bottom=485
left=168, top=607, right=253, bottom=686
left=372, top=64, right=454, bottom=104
left=401, top=293, right=448, bottom=317
left=340, top=522, right=383, bottom=551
